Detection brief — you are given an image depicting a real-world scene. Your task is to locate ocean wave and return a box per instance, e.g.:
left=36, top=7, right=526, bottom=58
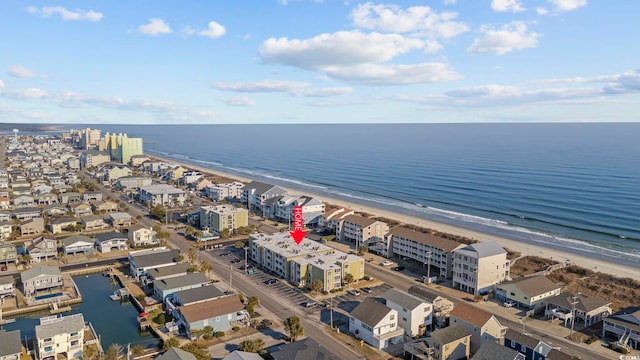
left=190, top=158, right=223, bottom=167
left=250, top=171, right=329, bottom=190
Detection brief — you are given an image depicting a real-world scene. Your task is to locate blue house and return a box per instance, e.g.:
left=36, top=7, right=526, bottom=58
left=504, top=329, right=574, bottom=360
left=174, top=295, right=247, bottom=336
left=153, top=273, right=208, bottom=302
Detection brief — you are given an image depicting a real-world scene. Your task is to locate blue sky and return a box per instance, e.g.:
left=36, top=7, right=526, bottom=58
left=1, top=0, right=638, bottom=124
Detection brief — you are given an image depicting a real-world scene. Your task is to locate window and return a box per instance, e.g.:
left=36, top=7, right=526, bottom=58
left=44, top=346, right=52, bottom=352
left=71, top=340, right=79, bottom=346
left=390, top=314, right=395, bottom=320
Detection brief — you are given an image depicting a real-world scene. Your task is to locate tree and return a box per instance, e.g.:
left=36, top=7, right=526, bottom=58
left=180, top=343, right=209, bottom=360
left=162, top=337, right=180, bottom=351
left=149, top=205, right=166, bottom=221
left=105, top=343, right=124, bottom=360
left=343, top=273, right=354, bottom=287
left=238, top=339, right=265, bottom=353
left=246, top=296, right=259, bottom=315
left=284, top=316, right=304, bottom=342
left=311, top=279, right=323, bottom=294
left=200, top=260, right=213, bottom=280
left=360, top=245, right=368, bottom=253
left=235, top=241, right=244, bottom=249
left=220, top=228, right=230, bottom=239
left=187, top=247, right=197, bottom=263
left=131, top=344, right=145, bottom=356
left=83, top=344, right=99, bottom=360
left=174, top=253, right=185, bottom=262
left=22, top=254, right=31, bottom=264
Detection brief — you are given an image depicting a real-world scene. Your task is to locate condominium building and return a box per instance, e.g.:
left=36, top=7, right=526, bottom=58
left=116, top=176, right=153, bottom=190
left=339, top=215, right=388, bottom=250
left=138, top=184, right=186, bottom=207
left=35, top=314, right=85, bottom=360
left=388, top=226, right=465, bottom=278
left=200, top=205, right=248, bottom=233
left=204, top=182, right=244, bottom=202
left=105, top=132, right=144, bottom=164
left=272, top=195, right=325, bottom=226
left=248, top=233, right=364, bottom=292
left=452, top=242, right=510, bottom=295
left=241, top=181, right=287, bottom=214
left=80, top=150, right=110, bottom=169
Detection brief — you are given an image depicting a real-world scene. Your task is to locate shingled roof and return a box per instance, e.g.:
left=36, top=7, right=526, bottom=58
left=350, top=297, right=393, bottom=328
left=387, top=226, right=464, bottom=252
left=450, top=302, right=496, bottom=327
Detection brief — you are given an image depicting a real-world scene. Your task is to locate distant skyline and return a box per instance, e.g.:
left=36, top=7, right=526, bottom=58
left=1, top=0, right=638, bottom=124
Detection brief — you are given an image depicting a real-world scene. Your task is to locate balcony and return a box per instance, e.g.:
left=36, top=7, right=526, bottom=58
left=373, top=327, right=405, bottom=341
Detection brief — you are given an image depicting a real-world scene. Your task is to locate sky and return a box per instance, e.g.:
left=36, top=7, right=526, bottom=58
left=0, top=0, right=638, bottom=124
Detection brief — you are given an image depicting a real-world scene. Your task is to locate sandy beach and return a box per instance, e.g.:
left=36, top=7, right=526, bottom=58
left=148, top=154, right=640, bottom=281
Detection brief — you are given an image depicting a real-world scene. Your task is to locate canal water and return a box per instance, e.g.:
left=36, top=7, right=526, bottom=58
left=2, top=274, right=159, bottom=350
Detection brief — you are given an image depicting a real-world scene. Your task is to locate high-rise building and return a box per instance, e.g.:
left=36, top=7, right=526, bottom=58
left=104, top=132, right=144, bottom=164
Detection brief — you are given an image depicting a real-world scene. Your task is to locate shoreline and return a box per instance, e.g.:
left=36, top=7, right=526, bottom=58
left=147, top=153, right=640, bottom=281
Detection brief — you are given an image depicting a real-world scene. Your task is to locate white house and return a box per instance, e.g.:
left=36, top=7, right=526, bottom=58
left=0, top=275, right=15, bottom=299
left=138, top=184, right=186, bottom=207
left=272, top=195, right=325, bottom=225
left=128, top=224, right=158, bottom=247
left=382, top=288, right=433, bottom=337
left=204, top=182, right=244, bottom=201
left=452, top=241, right=510, bottom=295
left=349, top=298, right=404, bottom=350
left=35, top=314, right=85, bottom=360
left=0, top=329, right=21, bottom=360
left=241, top=181, right=287, bottom=215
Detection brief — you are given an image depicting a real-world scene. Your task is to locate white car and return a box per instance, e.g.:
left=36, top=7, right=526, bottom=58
left=503, top=300, right=517, bottom=308
left=380, top=260, right=394, bottom=266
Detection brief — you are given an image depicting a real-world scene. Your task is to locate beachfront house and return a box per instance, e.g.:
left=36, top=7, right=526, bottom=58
left=450, top=302, right=507, bottom=353
left=382, top=288, right=433, bottom=337
left=129, top=248, right=179, bottom=280
left=62, top=235, right=94, bottom=256
left=200, top=205, right=248, bottom=234
left=349, top=298, right=404, bottom=350
left=452, top=241, right=511, bottom=295
left=153, top=273, right=209, bottom=302
left=204, top=181, right=244, bottom=201
left=602, top=307, right=640, bottom=351
left=388, top=226, right=465, bottom=277
left=173, top=295, right=247, bottom=337
left=128, top=224, right=158, bottom=247
left=272, top=194, right=325, bottom=226
left=95, top=231, right=129, bottom=253
left=20, top=265, right=63, bottom=297
left=472, top=340, right=524, bottom=360
left=25, top=235, right=58, bottom=263
left=35, top=314, right=85, bottom=360
left=48, top=217, right=78, bottom=234
left=504, top=328, right=566, bottom=360
left=495, top=276, right=561, bottom=312
left=544, top=292, right=612, bottom=327
left=318, top=207, right=354, bottom=233
left=0, top=275, right=15, bottom=298
left=0, top=329, right=22, bottom=360
left=339, top=215, right=388, bottom=251
left=241, top=181, right=287, bottom=215
left=138, top=184, right=186, bottom=207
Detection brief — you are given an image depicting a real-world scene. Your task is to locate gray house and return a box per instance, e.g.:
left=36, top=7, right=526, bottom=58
left=20, top=265, right=63, bottom=297
left=25, top=235, right=58, bottom=263
left=174, top=295, right=246, bottom=336
left=0, top=275, right=15, bottom=298
left=95, top=232, right=128, bottom=253
left=0, top=329, right=22, bottom=360
left=62, top=235, right=94, bottom=256
left=154, top=273, right=209, bottom=302
left=129, top=248, right=179, bottom=280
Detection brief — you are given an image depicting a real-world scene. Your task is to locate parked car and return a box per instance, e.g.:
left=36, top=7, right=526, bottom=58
left=230, top=259, right=241, bottom=264
left=301, top=301, right=317, bottom=308
left=263, top=278, right=278, bottom=285
left=380, top=260, right=394, bottom=266
left=392, top=266, right=405, bottom=271
left=503, top=300, right=517, bottom=308
left=219, top=252, right=230, bottom=256
left=0, top=266, right=7, bottom=271
left=348, top=289, right=361, bottom=296
left=361, top=287, right=372, bottom=293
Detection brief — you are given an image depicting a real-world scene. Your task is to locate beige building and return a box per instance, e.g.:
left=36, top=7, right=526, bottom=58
left=426, top=324, right=471, bottom=360
left=204, top=182, right=244, bottom=202
left=387, top=226, right=465, bottom=278
left=452, top=241, right=510, bottom=295
left=339, top=215, right=388, bottom=251
left=450, top=302, right=507, bottom=353
left=248, top=232, right=363, bottom=292
left=495, top=276, right=561, bottom=311
left=200, top=205, right=248, bottom=234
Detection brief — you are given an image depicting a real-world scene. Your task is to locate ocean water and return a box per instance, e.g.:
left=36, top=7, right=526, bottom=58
left=63, top=123, right=640, bottom=266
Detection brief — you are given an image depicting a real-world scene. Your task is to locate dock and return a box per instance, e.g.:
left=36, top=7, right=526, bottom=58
left=50, top=302, right=72, bottom=314
left=109, top=288, right=130, bottom=301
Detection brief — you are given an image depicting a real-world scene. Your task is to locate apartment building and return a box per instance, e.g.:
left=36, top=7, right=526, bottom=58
left=388, top=226, right=465, bottom=278
left=105, top=132, right=143, bottom=164
left=204, top=182, right=244, bottom=201
left=248, top=233, right=363, bottom=292
left=138, top=184, right=186, bottom=207
left=452, top=241, right=510, bottom=295
left=272, top=195, right=325, bottom=226
left=116, top=176, right=153, bottom=191
left=200, top=205, right=248, bottom=233
left=241, top=181, right=287, bottom=214
left=339, top=215, right=388, bottom=250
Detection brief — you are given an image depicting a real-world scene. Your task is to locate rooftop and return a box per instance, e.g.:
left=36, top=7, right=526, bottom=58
left=156, top=347, right=197, bottom=360
left=130, top=249, right=179, bottom=268
left=155, top=273, right=208, bottom=291
left=388, top=226, right=465, bottom=253
left=0, top=330, right=21, bottom=357
left=429, top=324, right=471, bottom=345
left=498, top=276, right=561, bottom=297
left=35, top=314, right=85, bottom=340
left=450, top=302, right=496, bottom=327
left=342, top=214, right=380, bottom=228
left=270, top=337, right=340, bottom=360
left=472, top=340, right=522, bottom=360
left=147, top=263, right=191, bottom=280
left=350, top=297, right=393, bottom=328
left=21, top=265, right=61, bottom=282
left=382, top=288, right=426, bottom=310
left=178, top=295, right=244, bottom=323
left=547, top=292, right=611, bottom=312
left=173, top=284, right=226, bottom=305
left=458, top=241, right=506, bottom=257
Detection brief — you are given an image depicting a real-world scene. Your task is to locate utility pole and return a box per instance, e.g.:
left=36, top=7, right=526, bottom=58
left=425, top=251, right=432, bottom=283
left=244, top=247, right=249, bottom=274
left=570, top=293, right=579, bottom=339
left=330, top=293, right=334, bottom=330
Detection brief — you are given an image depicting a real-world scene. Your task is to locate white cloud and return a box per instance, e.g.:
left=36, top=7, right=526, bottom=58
left=0, top=80, right=5, bottom=90
left=27, top=6, right=103, bottom=21
left=138, top=18, right=172, bottom=36
left=212, top=80, right=353, bottom=97
left=444, top=0, right=457, bottom=4
left=491, top=0, right=525, bottom=12
left=322, top=63, right=461, bottom=85
left=260, top=30, right=424, bottom=69
left=548, top=0, right=587, bottom=12
left=185, top=21, right=226, bottom=39
left=349, top=3, right=468, bottom=39
left=468, top=21, right=539, bottom=55
left=8, top=65, right=39, bottom=78
left=221, top=96, right=256, bottom=106
left=536, top=7, right=549, bottom=15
